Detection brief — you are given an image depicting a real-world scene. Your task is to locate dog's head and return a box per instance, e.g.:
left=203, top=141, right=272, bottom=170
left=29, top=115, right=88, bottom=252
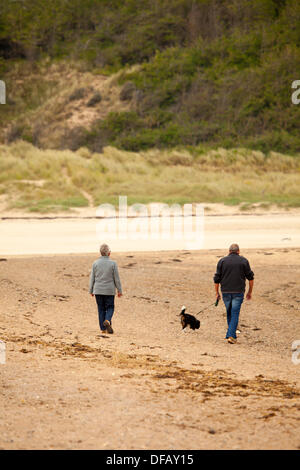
left=180, top=305, right=186, bottom=315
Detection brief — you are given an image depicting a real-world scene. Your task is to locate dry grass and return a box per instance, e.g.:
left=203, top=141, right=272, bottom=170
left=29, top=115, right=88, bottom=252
left=0, top=141, right=299, bottom=212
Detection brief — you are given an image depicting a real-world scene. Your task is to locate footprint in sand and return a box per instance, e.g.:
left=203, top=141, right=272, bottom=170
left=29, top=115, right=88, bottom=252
left=53, top=295, right=70, bottom=301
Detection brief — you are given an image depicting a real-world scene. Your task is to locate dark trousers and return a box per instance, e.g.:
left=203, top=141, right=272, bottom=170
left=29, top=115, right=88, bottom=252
left=95, top=295, right=115, bottom=331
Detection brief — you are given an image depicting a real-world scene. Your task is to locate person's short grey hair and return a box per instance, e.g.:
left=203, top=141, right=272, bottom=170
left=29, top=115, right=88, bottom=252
left=229, top=243, right=240, bottom=253
left=100, top=243, right=111, bottom=256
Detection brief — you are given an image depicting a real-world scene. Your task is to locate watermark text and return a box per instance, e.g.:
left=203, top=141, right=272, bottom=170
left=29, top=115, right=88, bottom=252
left=96, top=196, right=205, bottom=250
left=0, top=80, right=6, bottom=104
left=292, top=340, right=300, bottom=365
left=0, top=340, right=6, bottom=364
left=291, top=80, right=300, bottom=105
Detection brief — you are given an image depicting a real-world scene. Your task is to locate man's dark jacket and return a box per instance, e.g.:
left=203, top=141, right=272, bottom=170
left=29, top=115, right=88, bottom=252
left=214, top=253, right=254, bottom=293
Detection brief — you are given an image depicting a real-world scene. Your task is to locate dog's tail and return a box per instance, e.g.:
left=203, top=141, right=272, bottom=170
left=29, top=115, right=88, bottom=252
left=180, top=305, right=186, bottom=315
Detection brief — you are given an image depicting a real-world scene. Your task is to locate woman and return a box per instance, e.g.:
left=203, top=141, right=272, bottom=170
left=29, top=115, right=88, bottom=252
left=89, top=243, right=122, bottom=334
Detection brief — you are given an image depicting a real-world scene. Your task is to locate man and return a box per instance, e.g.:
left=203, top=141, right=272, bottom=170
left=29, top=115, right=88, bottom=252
left=89, top=243, right=122, bottom=334
left=214, top=243, right=254, bottom=344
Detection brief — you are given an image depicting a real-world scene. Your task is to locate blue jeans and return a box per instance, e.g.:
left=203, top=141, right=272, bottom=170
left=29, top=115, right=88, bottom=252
left=95, top=295, right=115, bottom=331
left=222, top=293, right=244, bottom=339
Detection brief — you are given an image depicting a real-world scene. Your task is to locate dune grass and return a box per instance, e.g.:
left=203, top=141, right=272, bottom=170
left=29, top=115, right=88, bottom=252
left=0, top=140, right=299, bottom=212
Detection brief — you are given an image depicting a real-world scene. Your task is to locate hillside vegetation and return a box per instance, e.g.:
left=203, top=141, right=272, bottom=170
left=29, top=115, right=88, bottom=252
left=0, top=0, right=300, bottom=154
left=0, top=141, right=299, bottom=212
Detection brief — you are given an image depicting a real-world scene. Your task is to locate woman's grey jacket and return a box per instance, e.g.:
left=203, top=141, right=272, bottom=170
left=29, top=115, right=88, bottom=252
left=89, top=256, right=122, bottom=295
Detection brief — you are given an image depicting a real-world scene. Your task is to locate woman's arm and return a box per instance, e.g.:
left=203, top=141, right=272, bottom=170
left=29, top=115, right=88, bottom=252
left=89, top=264, right=95, bottom=295
left=113, top=262, right=122, bottom=295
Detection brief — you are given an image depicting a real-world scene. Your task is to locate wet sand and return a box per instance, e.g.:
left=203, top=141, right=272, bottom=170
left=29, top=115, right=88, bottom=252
left=1, top=207, right=300, bottom=254
left=0, top=248, right=300, bottom=449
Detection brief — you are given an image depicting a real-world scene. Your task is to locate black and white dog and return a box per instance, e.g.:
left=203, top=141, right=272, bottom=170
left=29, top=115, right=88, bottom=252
left=179, top=306, right=200, bottom=330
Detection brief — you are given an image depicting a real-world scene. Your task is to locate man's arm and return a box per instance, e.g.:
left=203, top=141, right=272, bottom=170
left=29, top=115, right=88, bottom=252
left=215, top=283, right=221, bottom=300
left=246, top=279, right=254, bottom=300
left=213, top=259, right=222, bottom=298
left=244, top=259, right=254, bottom=300
left=244, top=261, right=254, bottom=280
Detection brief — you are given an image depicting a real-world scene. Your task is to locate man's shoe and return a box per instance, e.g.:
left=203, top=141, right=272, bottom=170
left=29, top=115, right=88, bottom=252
left=104, top=320, right=114, bottom=334
left=228, top=337, right=237, bottom=344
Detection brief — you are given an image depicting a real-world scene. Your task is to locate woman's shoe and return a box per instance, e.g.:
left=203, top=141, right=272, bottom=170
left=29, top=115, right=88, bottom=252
left=104, top=320, right=114, bottom=334
left=227, top=337, right=237, bottom=344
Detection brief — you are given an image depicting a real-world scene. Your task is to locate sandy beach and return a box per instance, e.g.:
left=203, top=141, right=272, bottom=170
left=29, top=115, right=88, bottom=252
left=1, top=206, right=300, bottom=255
left=2, top=0, right=300, bottom=452
left=0, top=245, right=300, bottom=449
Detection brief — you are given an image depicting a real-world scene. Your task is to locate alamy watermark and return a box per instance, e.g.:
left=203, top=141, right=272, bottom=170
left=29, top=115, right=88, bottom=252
left=292, top=340, right=300, bottom=365
left=0, top=340, right=6, bottom=364
left=96, top=196, right=204, bottom=249
left=291, top=80, right=300, bottom=105
left=1, top=79, right=299, bottom=105
left=0, top=80, right=6, bottom=104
